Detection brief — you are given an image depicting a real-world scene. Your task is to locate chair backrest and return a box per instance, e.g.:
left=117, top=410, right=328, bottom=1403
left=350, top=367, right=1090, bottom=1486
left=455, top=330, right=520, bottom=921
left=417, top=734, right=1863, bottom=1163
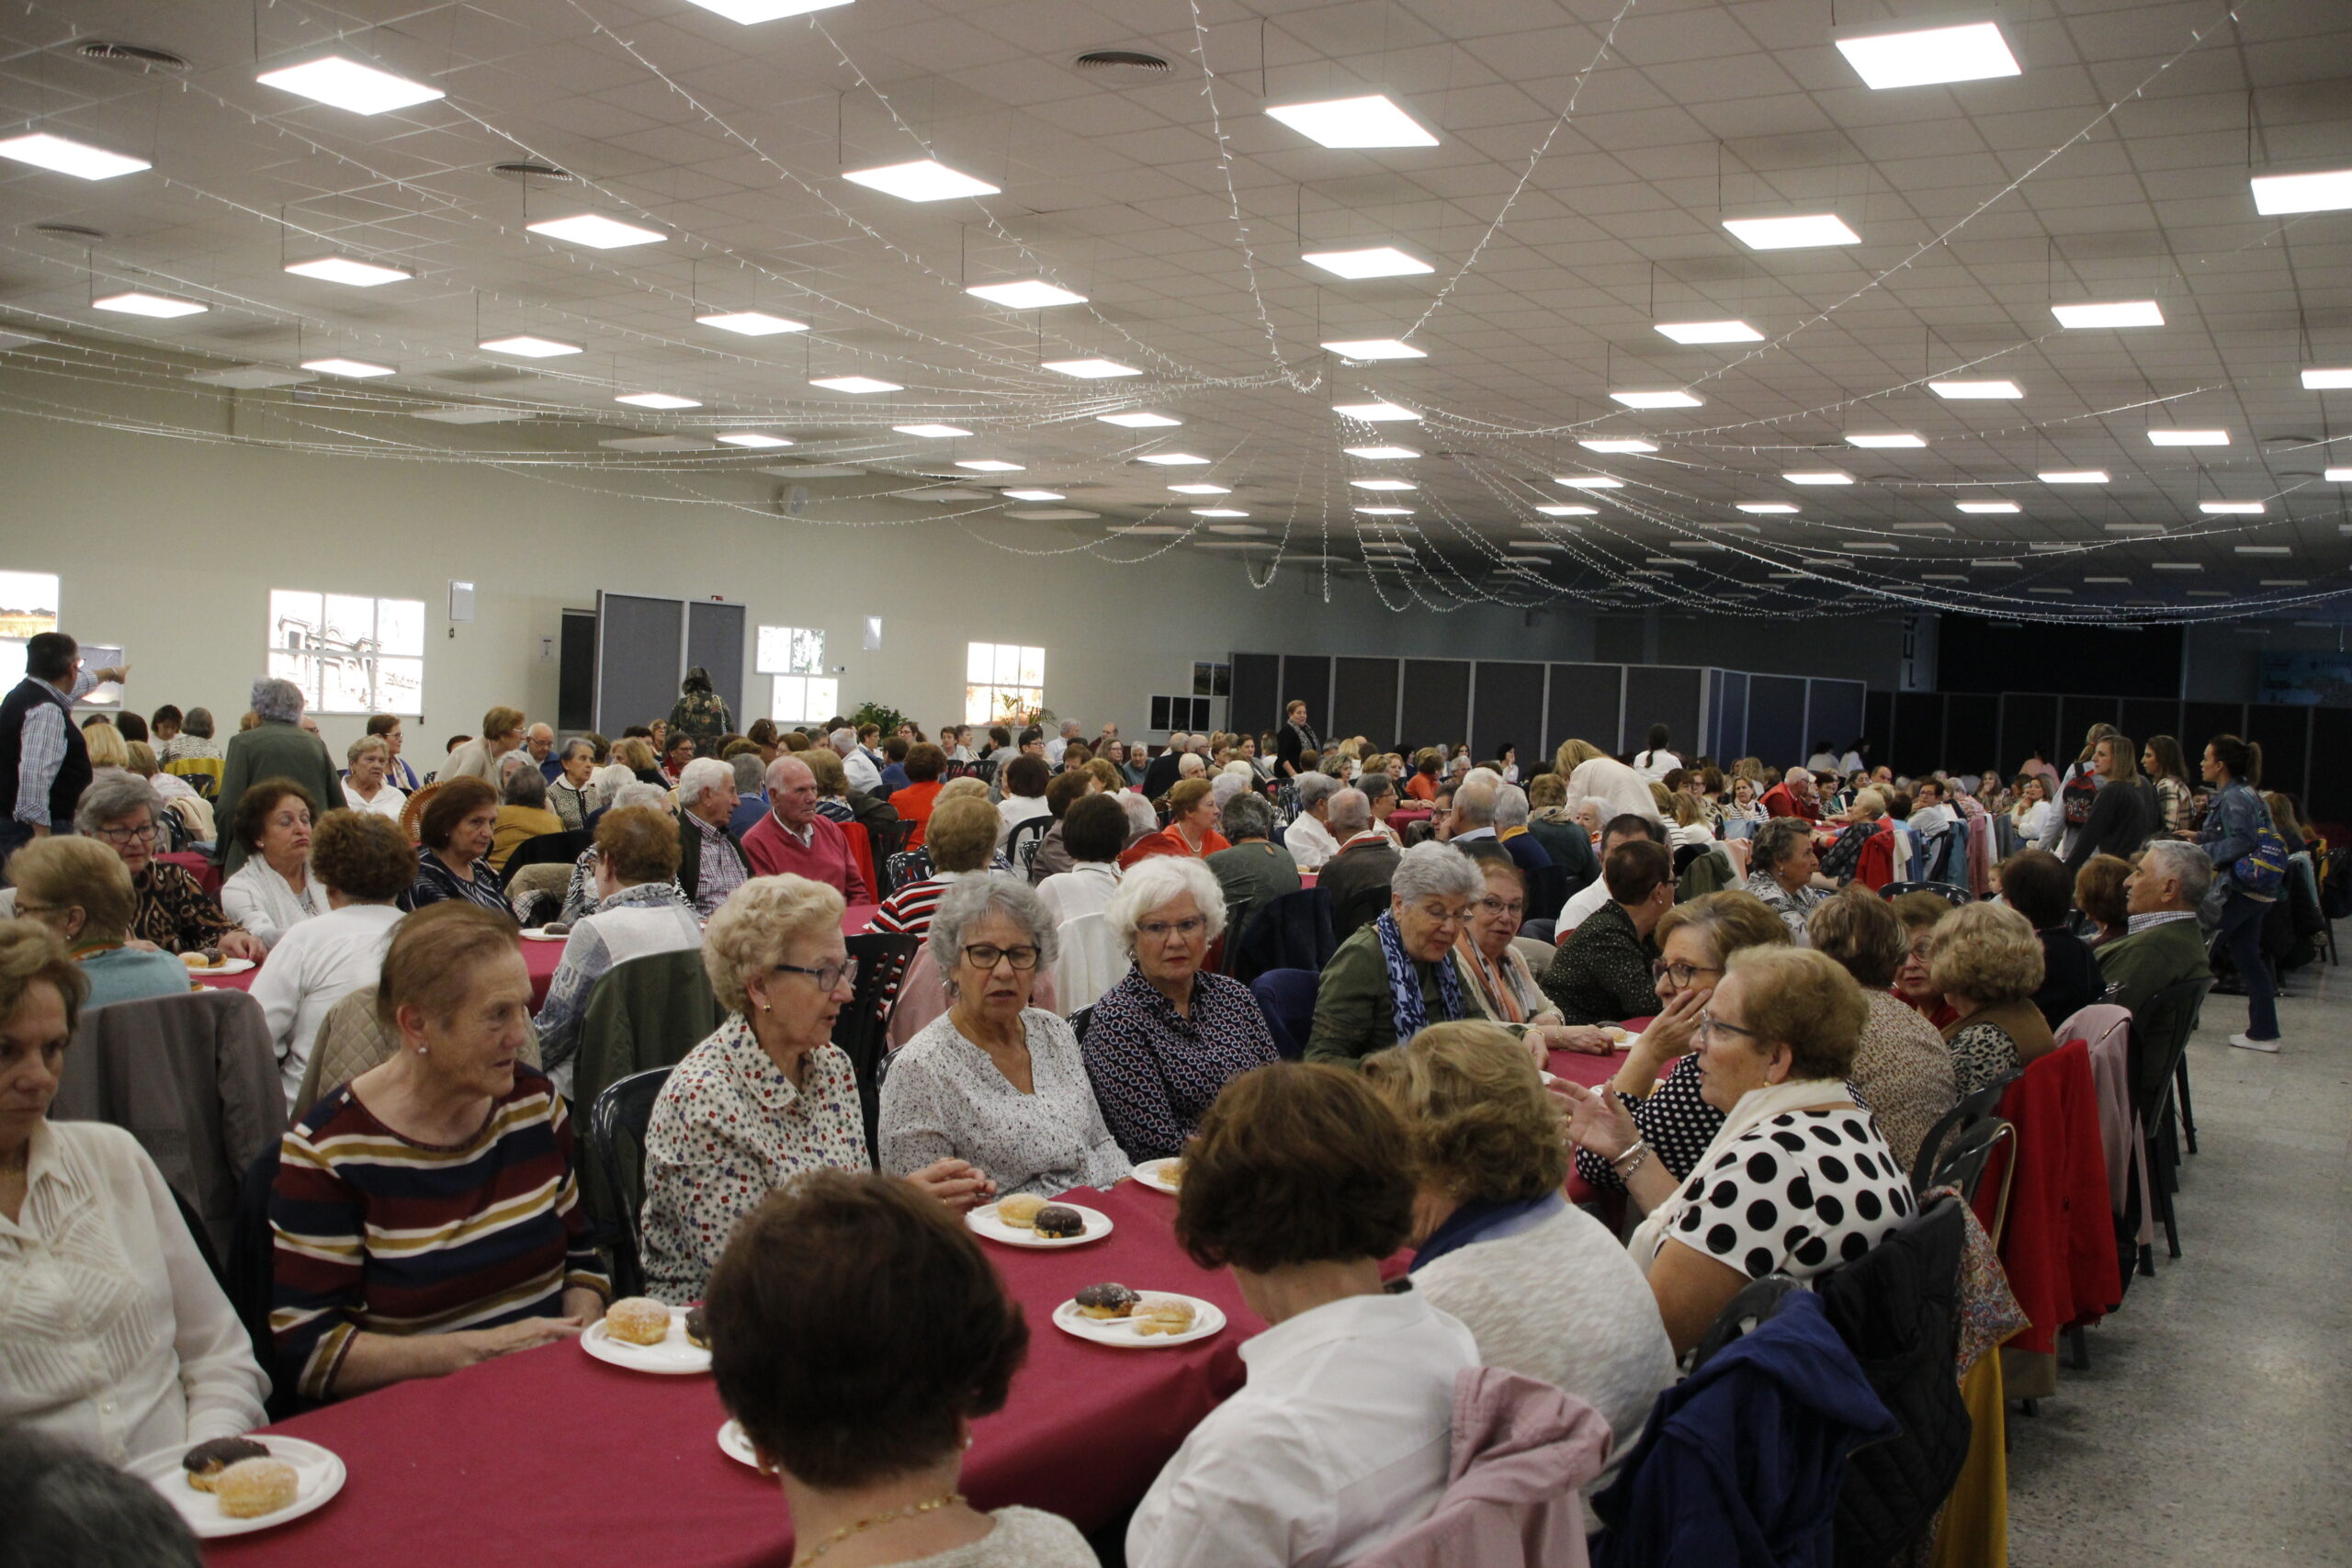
left=500, top=828, right=594, bottom=888
left=1249, top=968, right=1321, bottom=1060
left=1069, top=1005, right=1095, bottom=1042
left=888, top=944, right=1062, bottom=1049
left=2130, top=976, right=2214, bottom=1124
left=1925, top=1117, right=2014, bottom=1204
left=1908, top=1072, right=2018, bottom=1195
left=1510, top=935, right=1556, bottom=972
left=1054, top=910, right=1125, bottom=1017
left=1522, top=861, right=1569, bottom=923
left=835, top=931, right=922, bottom=1161
left=585, top=1066, right=673, bottom=1299
left=1878, top=880, right=1973, bottom=907
left=226, top=1142, right=297, bottom=1417
left=399, top=783, right=441, bottom=844
left=1006, top=816, right=1049, bottom=876
left=881, top=845, right=930, bottom=899
left=1232, top=885, right=1336, bottom=984
left=842, top=818, right=879, bottom=900
left=295, top=987, right=396, bottom=1120
left=574, top=950, right=721, bottom=1116
left=1521, top=917, right=1556, bottom=944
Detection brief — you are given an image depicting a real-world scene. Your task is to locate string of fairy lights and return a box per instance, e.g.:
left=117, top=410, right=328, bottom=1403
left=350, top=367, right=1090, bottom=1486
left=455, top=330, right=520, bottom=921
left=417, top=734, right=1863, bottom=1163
left=0, top=0, right=2340, bottom=626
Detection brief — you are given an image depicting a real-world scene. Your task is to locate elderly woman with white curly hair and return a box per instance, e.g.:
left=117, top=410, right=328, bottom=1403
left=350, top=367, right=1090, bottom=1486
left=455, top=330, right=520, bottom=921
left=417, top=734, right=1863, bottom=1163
left=213, top=676, right=345, bottom=876
left=637, top=874, right=994, bottom=1303
left=878, top=875, right=1129, bottom=1199
left=1306, top=841, right=1487, bottom=1067
left=1080, top=856, right=1277, bottom=1161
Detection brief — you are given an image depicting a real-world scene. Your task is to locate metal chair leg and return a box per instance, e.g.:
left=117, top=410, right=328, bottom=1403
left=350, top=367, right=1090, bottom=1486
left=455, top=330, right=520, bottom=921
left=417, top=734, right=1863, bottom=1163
left=2065, top=1323, right=2090, bottom=1371
left=2175, top=1053, right=2198, bottom=1156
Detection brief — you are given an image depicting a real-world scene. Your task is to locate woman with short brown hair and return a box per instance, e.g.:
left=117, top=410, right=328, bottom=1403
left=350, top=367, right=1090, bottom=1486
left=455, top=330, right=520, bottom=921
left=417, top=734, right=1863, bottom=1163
left=1804, top=889, right=1958, bottom=1172
left=1127, top=1062, right=1478, bottom=1568
left=407, top=775, right=506, bottom=913
left=249, top=810, right=415, bottom=1109
left=220, top=777, right=325, bottom=947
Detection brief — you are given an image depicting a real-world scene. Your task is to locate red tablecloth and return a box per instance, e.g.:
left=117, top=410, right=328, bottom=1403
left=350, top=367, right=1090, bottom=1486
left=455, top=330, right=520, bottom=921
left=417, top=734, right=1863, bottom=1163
left=208, top=1180, right=1252, bottom=1568
left=1547, top=1017, right=1655, bottom=1208
left=196, top=907, right=881, bottom=1011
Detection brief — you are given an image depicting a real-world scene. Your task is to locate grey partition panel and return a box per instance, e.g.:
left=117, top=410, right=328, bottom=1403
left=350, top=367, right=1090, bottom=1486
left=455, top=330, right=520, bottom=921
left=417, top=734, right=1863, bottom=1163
left=1332, top=657, right=1401, bottom=749
left=1278, top=657, right=1332, bottom=734
left=2119, top=699, right=2183, bottom=753
left=2181, top=703, right=2245, bottom=760
left=1229, top=653, right=1281, bottom=736
left=1713, top=671, right=1748, bottom=761
left=1622, top=666, right=1702, bottom=758
left=595, top=592, right=685, bottom=738
left=1746, top=675, right=1807, bottom=768
left=1399, top=660, right=1472, bottom=750
left=1547, top=664, right=1623, bottom=758
left=558, top=610, right=596, bottom=733
left=685, top=601, right=746, bottom=729
left=1805, top=680, right=1865, bottom=759
left=1470, top=662, right=1545, bottom=762
left=1942, top=694, right=2000, bottom=777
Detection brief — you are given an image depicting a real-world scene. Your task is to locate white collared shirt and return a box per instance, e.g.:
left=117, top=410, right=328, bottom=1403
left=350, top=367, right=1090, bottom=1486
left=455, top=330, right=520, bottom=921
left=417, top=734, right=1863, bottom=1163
left=1127, top=1290, right=1477, bottom=1568
left=1451, top=825, right=1497, bottom=844
left=343, top=778, right=408, bottom=821
left=248, top=901, right=406, bottom=1110
left=1036, top=860, right=1121, bottom=926
left=0, top=1122, right=266, bottom=1463
left=841, top=749, right=882, bottom=794
left=1283, top=812, right=1340, bottom=871
left=2126, top=908, right=2199, bottom=934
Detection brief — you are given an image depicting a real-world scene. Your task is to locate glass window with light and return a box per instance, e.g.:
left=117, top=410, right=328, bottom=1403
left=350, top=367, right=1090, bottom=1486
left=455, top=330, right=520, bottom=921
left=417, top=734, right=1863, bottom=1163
left=965, top=642, right=1045, bottom=725
left=759, top=625, right=836, bottom=725
left=266, top=590, right=424, bottom=714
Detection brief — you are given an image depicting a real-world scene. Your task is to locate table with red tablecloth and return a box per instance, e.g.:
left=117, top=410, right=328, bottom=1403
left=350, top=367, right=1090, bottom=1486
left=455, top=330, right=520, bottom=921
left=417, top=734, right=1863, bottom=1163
left=207, top=1179, right=1255, bottom=1568
left=195, top=906, right=881, bottom=1011
left=1546, top=1016, right=1656, bottom=1210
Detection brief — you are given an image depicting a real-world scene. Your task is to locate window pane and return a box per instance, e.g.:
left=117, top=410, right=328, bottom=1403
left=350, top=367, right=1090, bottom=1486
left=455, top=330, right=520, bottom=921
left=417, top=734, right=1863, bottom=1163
left=757, top=626, right=796, bottom=675
left=318, top=649, right=373, bottom=714
left=967, top=642, right=993, bottom=682
left=323, top=594, right=375, bottom=654
left=770, top=675, right=805, bottom=723
left=965, top=683, right=994, bottom=725
left=991, top=644, right=1020, bottom=684
left=269, top=591, right=323, bottom=654
left=1019, top=647, right=1046, bottom=688
left=377, top=598, right=425, bottom=657
left=804, top=678, right=838, bottom=720
left=791, top=627, right=823, bottom=674
left=267, top=650, right=321, bottom=711
left=374, top=658, right=424, bottom=714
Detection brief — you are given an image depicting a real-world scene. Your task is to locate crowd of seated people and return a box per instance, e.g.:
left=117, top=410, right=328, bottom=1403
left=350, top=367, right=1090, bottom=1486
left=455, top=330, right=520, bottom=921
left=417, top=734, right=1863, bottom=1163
left=6, top=626, right=2323, bottom=1562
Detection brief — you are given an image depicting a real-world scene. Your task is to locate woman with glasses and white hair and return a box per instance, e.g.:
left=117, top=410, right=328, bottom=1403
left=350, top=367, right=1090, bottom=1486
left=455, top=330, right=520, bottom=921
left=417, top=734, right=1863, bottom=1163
left=1306, top=842, right=1486, bottom=1068
left=1081, top=856, right=1276, bottom=1162
left=71, top=773, right=265, bottom=961
left=639, top=874, right=994, bottom=1303
left=879, top=875, right=1129, bottom=1199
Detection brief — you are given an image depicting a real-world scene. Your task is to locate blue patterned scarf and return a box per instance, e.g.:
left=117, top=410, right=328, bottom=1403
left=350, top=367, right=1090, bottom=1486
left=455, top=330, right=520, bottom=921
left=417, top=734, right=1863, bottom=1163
left=1374, top=909, right=1464, bottom=1043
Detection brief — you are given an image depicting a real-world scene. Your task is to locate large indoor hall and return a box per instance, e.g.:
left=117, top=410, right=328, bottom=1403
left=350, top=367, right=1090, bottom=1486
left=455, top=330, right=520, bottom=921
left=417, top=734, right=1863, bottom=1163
left=0, top=0, right=2346, bottom=1564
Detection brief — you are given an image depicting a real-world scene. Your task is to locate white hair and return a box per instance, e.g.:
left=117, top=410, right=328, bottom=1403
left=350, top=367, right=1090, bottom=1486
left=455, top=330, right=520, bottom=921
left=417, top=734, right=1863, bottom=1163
left=2139, top=840, right=2213, bottom=905
left=1104, top=854, right=1228, bottom=955
left=1210, top=772, right=1248, bottom=808
left=1119, top=792, right=1159, bottom=837
left=1391, top=840, right=1485, bottom=904
left=1493, top=785, right=1530, bottom=829
left=592, top=762, right=637, bottom=797
left=1785, top=766, right=1815, bottom=785
left=1293, top=772, right=1340, bottom=811
left=1176, top=752, right=1205, bottom=777
left=612, top=781, right=673, bottom=812
left=677, top=756, right=733, bottom=807
left=250, top=677, right=305, bottom=726
left=829, top=728, right=856, bottom=754
left=1452, top=772, right=1501, bottom=825
left=1328, top=787, right=1371, bottom=834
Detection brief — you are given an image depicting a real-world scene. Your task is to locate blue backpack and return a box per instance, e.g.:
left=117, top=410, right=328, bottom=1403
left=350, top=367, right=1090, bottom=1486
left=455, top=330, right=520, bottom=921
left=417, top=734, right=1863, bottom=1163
left=2233, top=818, right=2290, bottom=897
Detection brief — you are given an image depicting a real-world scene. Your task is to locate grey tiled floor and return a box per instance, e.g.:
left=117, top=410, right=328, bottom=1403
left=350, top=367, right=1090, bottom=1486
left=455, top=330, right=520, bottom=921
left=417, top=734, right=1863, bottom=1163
left=2006, top=958, right=2352, bottom=1566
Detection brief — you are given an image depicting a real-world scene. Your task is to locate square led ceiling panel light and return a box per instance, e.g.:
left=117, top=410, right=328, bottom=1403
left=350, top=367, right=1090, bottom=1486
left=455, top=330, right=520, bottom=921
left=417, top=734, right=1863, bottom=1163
left=2297, top=367, right=2352, bottom=389
left=1956, top=501, right=2020, bottom=513
left=683, top=0, right=853, bottom=17
left=1723, top=214, right=1860, bottom=250
left=1655, top=320, right=1761, bottom=344
left=1168, top=483, right=1230, bottom=494
left=966, top=280, right=1085, bottom=309
left=2250, top=168, right=2352, bottom=215
left=1847, top=433, right=1925, bottom=448
left=93, top=291, right=205, bottom=318
left=696, top=310, right=807, bottom=335
left=1098, top=412, right=1180, bottom=427
left=479, top=335, right=580, bottom=357
left=1321, top=338, right=1424, bottom=360
left=1580, top=438, right=1657, bottom=453
left=0, top=131, right=149, bottom=180
left=284, top=255, right=412, bottom=287
left=1265, top=95, right=1438, bottom=149
left=894, top=424, right=970, bottom=438
left=616, top=392, right=700, bottom=409
left=1332, top=400, right=1419, bottom=421
left=255, top=56, right=445, bottom=114
left=1137, top=452, right=1210, bottom=466
left=1737, top=503, right=1798, bottom=514
left=955, top=459, right=1023, bottom=472
left=1346, top=446, right=1419, bottom=459
left=2040, top=469, right=2109, bottom=483
left=1301, top=247, right=1431, bottom=279
left=1783, top=470, right=1853, bottom=485
left=300, top=357, right=397, bottom=378
left=528, top=214, right=665, bottom=249
left=2147, top=429, right=2228, bottom=446
left=842, top=160, right=999, bottom=202
left=1002, top=489, right=1064, bottom=502
left=716, top=432, right=792, bottom=447
left=2052, top=300, right=2164, bottom=328
left=1554, top=475, right=1622, bottom=489
left=1835, top=21, right=2021, bottom=89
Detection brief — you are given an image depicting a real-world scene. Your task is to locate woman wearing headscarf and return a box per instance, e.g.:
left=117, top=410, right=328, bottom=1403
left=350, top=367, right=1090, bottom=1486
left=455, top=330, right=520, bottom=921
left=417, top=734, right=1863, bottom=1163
left=666, top=667, right=733, bottom=760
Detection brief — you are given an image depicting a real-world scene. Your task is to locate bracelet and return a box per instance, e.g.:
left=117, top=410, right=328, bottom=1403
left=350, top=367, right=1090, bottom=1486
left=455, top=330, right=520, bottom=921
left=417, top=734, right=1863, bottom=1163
left=1608, top=1137, right=1649, bottom=1175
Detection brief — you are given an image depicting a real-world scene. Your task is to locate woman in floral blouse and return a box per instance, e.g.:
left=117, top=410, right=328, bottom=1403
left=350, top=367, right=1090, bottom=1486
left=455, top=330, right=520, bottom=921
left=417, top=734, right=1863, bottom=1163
left=637, top=875, right=993, bottom=1303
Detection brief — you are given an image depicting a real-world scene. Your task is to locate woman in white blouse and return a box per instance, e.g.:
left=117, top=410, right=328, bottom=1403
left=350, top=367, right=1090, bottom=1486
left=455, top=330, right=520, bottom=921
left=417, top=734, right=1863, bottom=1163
left=341, top=735, right=408, bottom=822
left=879, top=875, right=1128, bottom=1199
left=249, top=810, right=413, bottom=1111
left=0, top=919, right=267, bottom=1463
left=220, top=779, right=325, bottom=948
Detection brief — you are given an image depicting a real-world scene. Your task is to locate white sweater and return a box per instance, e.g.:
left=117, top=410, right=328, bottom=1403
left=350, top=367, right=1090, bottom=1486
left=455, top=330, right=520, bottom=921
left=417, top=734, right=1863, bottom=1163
left=0, top=1122, right=266, bottom=1463
left=248, top=901, right=406, bottom=1110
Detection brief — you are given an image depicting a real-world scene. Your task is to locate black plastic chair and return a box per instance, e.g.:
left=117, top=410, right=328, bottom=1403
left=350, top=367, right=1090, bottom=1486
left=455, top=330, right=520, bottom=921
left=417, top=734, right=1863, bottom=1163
left=834, top=932, right=921, bottom=1162
left=1005, top=817, right=1049, bottom=879
left=1923, top=1116, right=2014, bottom=1206
left=500, top=829, right=594, bottom=890
left=586, top=1067, right=673, bottom=1300
left=1069, top=1005, right=1095, bottom=1043
left=1908, top=1073, right=2017, bottom=1196
left=2128, top=976, right=2215, bottom=1272
left=1521, top=917, right=1556, bottom=944
left=1879, top=880, right=1973, bottom=907
left=1231, top=886, right=1336, bottom=985
left=225, top=1143, right=301, bottom=1417
left=1249, top=969, right=1320, bottom=1060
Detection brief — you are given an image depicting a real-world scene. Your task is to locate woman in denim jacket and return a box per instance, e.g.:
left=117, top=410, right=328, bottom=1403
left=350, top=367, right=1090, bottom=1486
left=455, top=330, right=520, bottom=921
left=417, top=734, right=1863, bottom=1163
left=2197, top=734, right=2280, bottom=1052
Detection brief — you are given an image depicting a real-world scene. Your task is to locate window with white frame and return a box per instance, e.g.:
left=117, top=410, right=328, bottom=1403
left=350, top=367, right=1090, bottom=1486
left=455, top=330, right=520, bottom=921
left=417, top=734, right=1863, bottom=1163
left=965, top=642, right=1045, bottom=726
left=758, top=624, right=837, bottom=725
left=266, top=590, right=424, bottom=714
left=0, top=570, right=60, bottom=661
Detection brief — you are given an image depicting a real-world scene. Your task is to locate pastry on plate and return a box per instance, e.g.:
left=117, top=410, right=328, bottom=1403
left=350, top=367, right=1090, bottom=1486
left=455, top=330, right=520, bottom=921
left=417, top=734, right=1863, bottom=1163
left=993, top=1193, right=1046, bottom=1229
left=183, top=1437, right=269, bottom=1492
left=214, top=1457, right=300, bottom=1518
left=181, top=951, right=211, bottom=970
left=544, top=920, right=571, bottom=935
left=1032, top=1204, right=1084, bottom=1239
left=683, top=1306, right=711, bottom=1350
left=604, top=1296, right=673, bottom=1346
left=1134, top=1298, right=1198, bottom=1337
left=1075, top=1283, right=1138, bottom=1320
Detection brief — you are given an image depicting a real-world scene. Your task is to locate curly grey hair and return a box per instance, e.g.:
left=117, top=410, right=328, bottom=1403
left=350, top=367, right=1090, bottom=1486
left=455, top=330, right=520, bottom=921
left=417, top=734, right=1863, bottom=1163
left=1219, top=790, right=1276, bottom=842
left=1293, top=772, right=1340, bottom=812
left=73, top=771, right=164, bottom=835
left=250, top=677, right=305, bottom=726
left=1749, top=816, right=1815, bottom=877
left=346, top=734, right=391, bottom=766
left=610, top=781, right=673, bottom=813
left=1105, top=855, right=1227, bottom=955
left=1390, top=840, right=1485, bottom=904
left=928, top=872, right=1058, bottom=978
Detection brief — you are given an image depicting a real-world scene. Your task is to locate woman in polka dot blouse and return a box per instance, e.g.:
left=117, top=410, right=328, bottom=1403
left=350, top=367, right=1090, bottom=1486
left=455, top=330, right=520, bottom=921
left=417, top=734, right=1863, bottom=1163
left=1564, top=946, right=1913, bottom=1357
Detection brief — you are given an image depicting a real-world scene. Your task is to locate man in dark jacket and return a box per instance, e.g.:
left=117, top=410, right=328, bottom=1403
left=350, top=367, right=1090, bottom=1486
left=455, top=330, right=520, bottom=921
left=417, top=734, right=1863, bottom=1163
left=2063, top=734, right=2158, bottom=875
left=1318, top=787, right=1401, bottom=942
left=2, top=632, right=124, bottom=858
left=1139, top=734, right=1187, bottom=803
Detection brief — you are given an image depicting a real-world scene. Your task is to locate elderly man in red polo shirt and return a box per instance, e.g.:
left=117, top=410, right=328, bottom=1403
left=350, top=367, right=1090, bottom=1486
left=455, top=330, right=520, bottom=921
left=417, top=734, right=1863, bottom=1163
left=1760, top=766, right=1822, bottom=822
left=742, top=754, right=871, bottom=902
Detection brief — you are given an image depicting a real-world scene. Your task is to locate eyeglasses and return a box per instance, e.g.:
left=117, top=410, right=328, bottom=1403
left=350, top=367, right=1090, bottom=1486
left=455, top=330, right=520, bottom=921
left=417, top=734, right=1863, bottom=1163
left=1411, top=902, right=1470, bottom=930
left=1476, top=897, right=1524, bottom=918
left=962, top=943, right=1041, bottom=972
left=771, top=957, right=858, bottom=991
left=1137, top=917, right=1208, bottom=941
left=1651, top=960, right=1723, bottom=988
left=1696, top=1010, right=1760, bottom=1046
left=91, top=822, right=157, bottom=846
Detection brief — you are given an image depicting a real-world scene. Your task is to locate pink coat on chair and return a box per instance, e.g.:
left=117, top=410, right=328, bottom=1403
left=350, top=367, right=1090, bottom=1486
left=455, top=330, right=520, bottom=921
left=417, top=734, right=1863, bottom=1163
left=884, top=942, right=1060, bottom=1050
left=1351, top=1367, right=1612, bottom=1568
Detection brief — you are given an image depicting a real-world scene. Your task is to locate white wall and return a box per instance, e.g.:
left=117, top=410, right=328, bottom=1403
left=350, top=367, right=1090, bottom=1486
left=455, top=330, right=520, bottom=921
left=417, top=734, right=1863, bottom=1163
left=0, top=397, right=1610, bottom=759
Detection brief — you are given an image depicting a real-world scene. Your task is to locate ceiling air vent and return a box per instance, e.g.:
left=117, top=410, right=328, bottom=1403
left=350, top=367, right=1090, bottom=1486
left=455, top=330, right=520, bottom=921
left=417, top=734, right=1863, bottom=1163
left=492, top=162, right=578, bottom=186
left=1074, top=51, right=1172, bottom=77
left=75, top=40, right=190, bottom=72
left=33, top=223, right=109, bottom=243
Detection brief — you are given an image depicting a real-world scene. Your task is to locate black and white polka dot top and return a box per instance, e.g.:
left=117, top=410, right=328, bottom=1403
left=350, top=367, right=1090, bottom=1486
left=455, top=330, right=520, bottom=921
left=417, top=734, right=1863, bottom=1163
left=1665, top=1110, right=1914, bottom=1281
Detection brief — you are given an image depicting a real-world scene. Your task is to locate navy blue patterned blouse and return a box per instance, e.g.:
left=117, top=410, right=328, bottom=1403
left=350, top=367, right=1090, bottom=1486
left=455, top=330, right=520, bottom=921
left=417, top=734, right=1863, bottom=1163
left=1081, top=967, right=1278, bottom=1162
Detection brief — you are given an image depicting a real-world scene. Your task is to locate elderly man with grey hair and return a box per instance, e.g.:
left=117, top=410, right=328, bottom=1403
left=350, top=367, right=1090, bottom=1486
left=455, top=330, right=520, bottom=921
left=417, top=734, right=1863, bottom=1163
left=1205, top=788, right=1300, bottom=943
left=1487, top=781, right=1559, bottom=895
left=1283, top=771, right=1342, bottom=871
left=1306, top=840, right=1487, bottom=1067
left=213, top=675, right=344, bottom=875
left=724, top=750, right=770, bottom=838
left=2097, top=841, right=2216, bottom=1014
left=1443, top=769, right=1505, bottom=848
left=673, top=755, right=749, bottom=918
left=1320, top=785, right=1402, bottom=941
left=879, top=874, right=1130, bottom=1197
left=831, top=725, right=882, bottom=795
left=1044, top=718, right=1083, bottom=768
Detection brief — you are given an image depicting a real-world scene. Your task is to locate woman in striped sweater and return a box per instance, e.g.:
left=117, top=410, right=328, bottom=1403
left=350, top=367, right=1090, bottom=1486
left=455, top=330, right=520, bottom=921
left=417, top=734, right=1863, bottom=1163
left=271, top=904, right=608, bottom=1402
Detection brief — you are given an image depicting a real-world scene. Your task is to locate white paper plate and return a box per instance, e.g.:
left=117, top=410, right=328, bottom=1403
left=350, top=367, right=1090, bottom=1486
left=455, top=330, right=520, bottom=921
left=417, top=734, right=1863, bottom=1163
left=1130, top=1158, right=1182, bottom=1195
left=718, top=1419, right=761, bottom=1471
left=964, top=1200, right=1113, bottom=1248
left=186, top=957, right=256, bottom=976
left=519, top=927, right=571, bottom=942
left=132, top=1436, right=345, bottom=1539
left=581, top=1306, right=710, bottom=1374
left=1052, top=1292, right=1225, bottom=1349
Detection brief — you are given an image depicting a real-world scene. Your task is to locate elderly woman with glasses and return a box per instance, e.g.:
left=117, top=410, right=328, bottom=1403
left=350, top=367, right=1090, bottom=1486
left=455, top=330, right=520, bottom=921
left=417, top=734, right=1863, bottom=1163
left=879, top=875, right=1128, bottom=1200
left=71, top=773, right=265, bottom=962
left=1742, top=816, right=1828, bottom=943
left=638, top=875, right=994, bottom=1303
left=1563, top=889, right=1792, bottom=1200
left=6, top=837, right=193, bottom=1010
left=1081, top=857, right=1276, bottom=1162
left=1452, top=856, right=1614, bottom=1057
left=1306, top=842, right=1485, bottom=1068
